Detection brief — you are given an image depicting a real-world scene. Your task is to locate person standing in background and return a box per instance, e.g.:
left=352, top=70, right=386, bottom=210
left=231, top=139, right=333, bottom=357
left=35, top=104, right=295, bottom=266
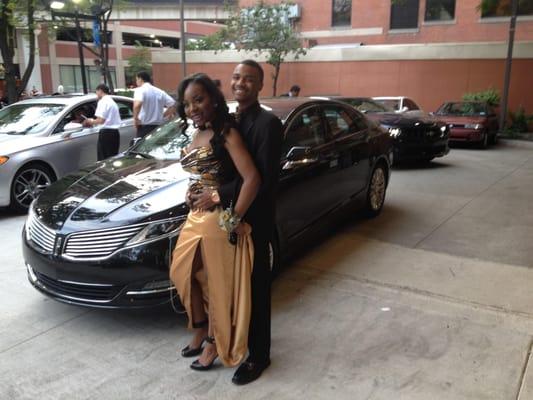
left=133, top=71, right=176, bottom=138
left=82, top=84, right=121, bottom=161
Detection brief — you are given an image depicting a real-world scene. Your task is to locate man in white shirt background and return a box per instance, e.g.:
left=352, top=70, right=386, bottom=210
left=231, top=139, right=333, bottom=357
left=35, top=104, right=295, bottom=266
left=133, top=71, right=176, bottom=138
left=83, top=84, right=122, bottom=161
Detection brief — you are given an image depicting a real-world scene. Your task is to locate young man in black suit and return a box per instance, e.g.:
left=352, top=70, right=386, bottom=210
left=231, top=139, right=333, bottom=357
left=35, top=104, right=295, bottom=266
left=190, top=60, right=283, bottom=385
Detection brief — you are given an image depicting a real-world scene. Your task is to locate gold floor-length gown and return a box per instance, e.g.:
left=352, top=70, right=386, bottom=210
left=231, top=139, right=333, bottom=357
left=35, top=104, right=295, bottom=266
left=169, top=146, right=254, bottom=367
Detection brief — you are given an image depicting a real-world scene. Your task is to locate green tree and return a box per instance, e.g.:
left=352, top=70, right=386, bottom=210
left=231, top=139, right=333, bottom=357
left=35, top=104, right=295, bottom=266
left=0, top=0, right=37, bottom=104
left=192, top=0, right=306, bottom=96
left=125, top=40, right=152, bottom=83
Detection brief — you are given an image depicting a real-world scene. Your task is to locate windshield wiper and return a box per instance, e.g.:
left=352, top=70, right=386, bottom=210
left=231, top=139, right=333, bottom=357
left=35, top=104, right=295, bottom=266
left=128, top=150, right=154, bottom=159
left=0, top=131, right=21, bottom=135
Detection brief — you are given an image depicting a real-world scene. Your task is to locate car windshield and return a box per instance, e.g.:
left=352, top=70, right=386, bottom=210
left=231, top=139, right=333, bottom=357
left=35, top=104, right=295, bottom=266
left=374, top=99, right=400, bottom=111
left=132, top=118, right=191, bottom=160
left=0, top=103, right=65, bottom=135
left=342, top=98, right=393, bottom=113
left=437, top=102, right=487, bottom=116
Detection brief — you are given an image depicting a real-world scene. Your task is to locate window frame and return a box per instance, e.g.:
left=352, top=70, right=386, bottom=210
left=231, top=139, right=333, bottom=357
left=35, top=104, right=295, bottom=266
left=331, top=0, right=352, bottom=28
left=390, top=0, right=420, bottom=30
left=424, top=0, right=456, bottom=22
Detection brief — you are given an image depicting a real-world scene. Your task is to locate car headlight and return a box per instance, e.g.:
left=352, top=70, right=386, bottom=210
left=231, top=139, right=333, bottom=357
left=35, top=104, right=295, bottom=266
left=126, top=216, right=186, bottom=246
left=464, top=124, right=482, bottom=130
left=440, top=125, right=448, bottom=137
left=388, top=128, right=402, bottom=138
left=0, top=156, right=9, bottom=166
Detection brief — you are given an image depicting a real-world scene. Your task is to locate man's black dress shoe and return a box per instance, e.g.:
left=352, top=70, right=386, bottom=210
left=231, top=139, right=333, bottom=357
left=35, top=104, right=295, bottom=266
left=232, top=359, right=271, bottom=385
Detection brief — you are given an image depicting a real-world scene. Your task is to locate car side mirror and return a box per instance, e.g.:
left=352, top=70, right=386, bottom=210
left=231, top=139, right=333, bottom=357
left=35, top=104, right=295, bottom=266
left=400, top=106, right=409, bottom=113
left=286, top=146, right=311, bottom=161
left=428, top=111, right=434, bottom=116
left=61, top=122, right=84, bottom=138
left=283, top=146, right=318, bottom=170
left=129, top=137, right=142, bottom=148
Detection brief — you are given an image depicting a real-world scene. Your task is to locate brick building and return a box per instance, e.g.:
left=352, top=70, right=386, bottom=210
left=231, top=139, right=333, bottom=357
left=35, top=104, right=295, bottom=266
left=152, top=0, right=533, bottom=113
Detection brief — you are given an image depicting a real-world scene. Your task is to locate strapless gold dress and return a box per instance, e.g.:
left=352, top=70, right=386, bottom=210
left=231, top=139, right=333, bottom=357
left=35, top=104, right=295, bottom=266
left=169, top=146, right=253, bottom=367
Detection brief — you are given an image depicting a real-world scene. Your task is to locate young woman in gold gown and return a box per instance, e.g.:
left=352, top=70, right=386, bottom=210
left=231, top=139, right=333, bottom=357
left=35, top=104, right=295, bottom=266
left=169, top=74, right=260, bottom=370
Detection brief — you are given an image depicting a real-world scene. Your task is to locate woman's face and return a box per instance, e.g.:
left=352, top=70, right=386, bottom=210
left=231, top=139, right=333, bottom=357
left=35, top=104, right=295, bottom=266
left=183, top=82, right=216, bottom=128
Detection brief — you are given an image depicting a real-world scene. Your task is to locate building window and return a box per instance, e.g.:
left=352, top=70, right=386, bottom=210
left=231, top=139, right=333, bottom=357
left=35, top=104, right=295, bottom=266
left=122, top=32, right=180, bottom=49
left=481, top=0, right=533, bottom=18
left=425, top=0, right=455, bottom=21
left=56, top=27, right=112, bottom=44
left=390, top=0, right=420, bottom=29
left=59, top=65, right=117, bottom=93
left=332, top=0, right=352, bottom=27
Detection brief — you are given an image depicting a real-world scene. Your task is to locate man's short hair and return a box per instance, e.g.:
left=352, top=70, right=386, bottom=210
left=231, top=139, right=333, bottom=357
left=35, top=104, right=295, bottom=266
left=239, top=59, right=264, bottom=83
left=290, top=85, right=301, bottom=93
left=96, top=84, right=110, bottom=94
left=136, top=71, right=151, bottom=83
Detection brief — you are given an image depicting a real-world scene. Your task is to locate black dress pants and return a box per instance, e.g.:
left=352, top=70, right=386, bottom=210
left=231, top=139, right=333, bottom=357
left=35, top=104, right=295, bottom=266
left=136, top=124, right=159, bottom=138
left=247, top=225, right=272, bottom=364
left=97, top=129, right=120, bottom=161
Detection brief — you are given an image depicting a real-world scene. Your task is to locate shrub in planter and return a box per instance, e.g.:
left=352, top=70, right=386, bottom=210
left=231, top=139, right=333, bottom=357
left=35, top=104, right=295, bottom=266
left=462, top=88, right=500, bottom=107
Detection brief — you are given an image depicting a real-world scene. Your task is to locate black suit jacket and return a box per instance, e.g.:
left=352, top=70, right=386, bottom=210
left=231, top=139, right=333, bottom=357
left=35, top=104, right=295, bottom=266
left=219, top=102, right=283, bottom=235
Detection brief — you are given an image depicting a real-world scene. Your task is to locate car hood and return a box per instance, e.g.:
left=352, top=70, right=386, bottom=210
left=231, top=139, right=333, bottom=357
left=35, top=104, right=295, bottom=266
left=0, top=133, right=54, bottom=155
left=34, top=154, right=190, bottom=232
left=435, top=115, right=487, bottom=125
left=365, top=112, right=438, bottom=128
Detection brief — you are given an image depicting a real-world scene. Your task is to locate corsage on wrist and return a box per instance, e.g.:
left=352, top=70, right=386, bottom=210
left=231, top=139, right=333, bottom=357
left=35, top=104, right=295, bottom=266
left=219, top=207, right=242, bottom=232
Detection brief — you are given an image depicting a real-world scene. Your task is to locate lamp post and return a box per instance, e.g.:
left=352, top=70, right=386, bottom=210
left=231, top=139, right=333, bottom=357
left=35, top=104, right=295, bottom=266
left=180, top=0, right=187, bottom=78
left=499, top=0, right=520, bottom=133
left=50, top=0, right=88, bottom=94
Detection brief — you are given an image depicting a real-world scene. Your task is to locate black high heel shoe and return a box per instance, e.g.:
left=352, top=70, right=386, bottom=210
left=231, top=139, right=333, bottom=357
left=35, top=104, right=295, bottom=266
left=181, top=339, right=205, bottom=358
left=190, top=336, right=218, bottom=371
left=181, top=320, right=208, bottom=358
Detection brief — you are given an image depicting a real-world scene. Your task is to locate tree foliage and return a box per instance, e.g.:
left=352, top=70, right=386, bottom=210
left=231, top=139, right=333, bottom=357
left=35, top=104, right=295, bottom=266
left=126, top=40, right=152, bottom=77
left=191, top=0, right=306, bottom=96
left=0, top=0, right=37, bottom=104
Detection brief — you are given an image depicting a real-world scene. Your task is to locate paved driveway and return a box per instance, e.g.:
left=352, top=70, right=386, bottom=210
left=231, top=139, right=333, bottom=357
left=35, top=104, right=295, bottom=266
left=1, top=140, right=533, bottom=399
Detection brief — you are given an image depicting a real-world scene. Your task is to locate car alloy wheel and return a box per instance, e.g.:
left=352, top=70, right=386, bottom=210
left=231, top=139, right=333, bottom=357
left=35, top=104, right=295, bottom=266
left=268, top=235, right=281, bottom=277
left=11, top=165, right=54, bottom=212
left=365, top=164, right=387, bottom=218
left=479, top=131, right=489, bottom=149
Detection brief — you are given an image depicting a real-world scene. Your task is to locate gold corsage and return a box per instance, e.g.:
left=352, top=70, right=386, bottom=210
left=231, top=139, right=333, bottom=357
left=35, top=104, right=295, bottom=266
left=219, top=206, right=242, bottom=232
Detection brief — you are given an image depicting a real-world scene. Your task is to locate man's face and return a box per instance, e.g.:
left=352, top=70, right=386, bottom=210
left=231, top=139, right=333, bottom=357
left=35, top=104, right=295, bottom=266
left=136, top=77, right=142, bottom=87
left=231, top=64, right=263, bottom=104
left=95, top=89, right=104, bottom=99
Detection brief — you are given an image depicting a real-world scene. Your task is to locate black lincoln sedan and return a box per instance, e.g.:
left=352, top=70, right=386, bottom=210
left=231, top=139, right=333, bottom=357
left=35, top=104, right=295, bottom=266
left=314, top=96, right=450, bottom=163
left=23, top=98, right=392, bottom=308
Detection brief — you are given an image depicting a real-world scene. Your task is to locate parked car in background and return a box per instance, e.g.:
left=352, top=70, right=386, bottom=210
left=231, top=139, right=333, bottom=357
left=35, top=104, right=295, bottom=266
left=434, top=101, right=499, bottom=148
left=314, top=96, right=449, bottom=163
left=23, top=97, right=392, bottom=308
left=0, top=94, right=136, bottom=212
left=373, top=96, right=423, bottom=114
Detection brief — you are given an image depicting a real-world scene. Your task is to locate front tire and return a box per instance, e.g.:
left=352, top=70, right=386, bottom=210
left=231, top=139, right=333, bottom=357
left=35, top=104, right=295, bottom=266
left=269, top=234, right=281, bottom=278
left=364, top=163, right=387, bottom=218
left=478, top=131, right=489, bottom=149
left=10, top=164, right=55, bottom=213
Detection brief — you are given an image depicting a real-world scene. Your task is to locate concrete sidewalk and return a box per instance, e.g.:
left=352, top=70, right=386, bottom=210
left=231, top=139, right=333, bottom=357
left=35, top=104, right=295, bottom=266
left=1, top=140, right=533, bottom=399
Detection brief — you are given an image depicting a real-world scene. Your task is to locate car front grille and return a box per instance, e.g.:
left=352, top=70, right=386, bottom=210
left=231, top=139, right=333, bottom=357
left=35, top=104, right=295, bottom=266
left=26, top=212, right=57, bottom=254
left=403, top=126, right=443, bottom=143
left=34, top=270, right=123, bottom=302
left=64, top=223, right=148, bottom=260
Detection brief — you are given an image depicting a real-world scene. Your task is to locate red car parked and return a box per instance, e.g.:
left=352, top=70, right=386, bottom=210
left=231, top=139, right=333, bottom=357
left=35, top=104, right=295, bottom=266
left=434, top=101, right=499, bottom=148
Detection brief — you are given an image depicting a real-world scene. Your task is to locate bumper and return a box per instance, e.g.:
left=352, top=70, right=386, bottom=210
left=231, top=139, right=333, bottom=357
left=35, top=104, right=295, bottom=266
left=449, top=129, right=484, bottom=142
left=23, top=228, right=179, bottom=309
left=393, top=139, right=450, bottom=161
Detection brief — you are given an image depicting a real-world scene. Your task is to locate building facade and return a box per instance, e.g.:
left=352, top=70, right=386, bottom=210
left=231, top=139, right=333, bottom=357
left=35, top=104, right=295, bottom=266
left=151, top=0, right=533, bottom=113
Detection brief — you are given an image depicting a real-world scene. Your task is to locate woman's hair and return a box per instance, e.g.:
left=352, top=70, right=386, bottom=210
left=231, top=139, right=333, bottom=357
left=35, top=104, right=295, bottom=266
left=177, top=73, right=236, bottom=177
